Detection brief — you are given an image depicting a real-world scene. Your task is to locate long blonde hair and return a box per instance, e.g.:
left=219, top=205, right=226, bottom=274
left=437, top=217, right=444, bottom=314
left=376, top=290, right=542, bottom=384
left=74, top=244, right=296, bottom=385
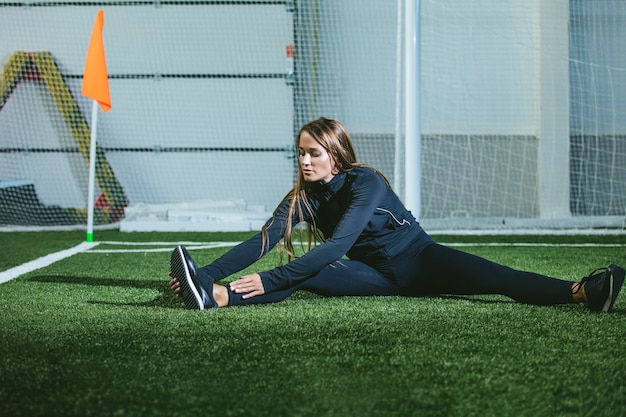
left=261, top=117, right=388, bottom=261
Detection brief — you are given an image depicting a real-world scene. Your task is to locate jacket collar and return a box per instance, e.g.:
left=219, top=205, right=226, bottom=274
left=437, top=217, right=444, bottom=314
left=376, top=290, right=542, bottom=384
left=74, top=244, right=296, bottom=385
left=311, top=171, right=347, bottom=200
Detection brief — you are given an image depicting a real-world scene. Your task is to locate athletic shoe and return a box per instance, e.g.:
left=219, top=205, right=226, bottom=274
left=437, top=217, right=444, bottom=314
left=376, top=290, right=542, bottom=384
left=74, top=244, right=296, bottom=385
left=169, top=245, right=218, bottom=310
left=577, top=264, right=625, bottom=312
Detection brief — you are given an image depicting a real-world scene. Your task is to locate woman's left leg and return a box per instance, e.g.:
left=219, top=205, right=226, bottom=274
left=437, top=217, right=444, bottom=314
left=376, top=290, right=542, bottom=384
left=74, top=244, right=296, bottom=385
left=226, top=259, right=400, bottom=306
left=404, top=243, right=574, bottom=305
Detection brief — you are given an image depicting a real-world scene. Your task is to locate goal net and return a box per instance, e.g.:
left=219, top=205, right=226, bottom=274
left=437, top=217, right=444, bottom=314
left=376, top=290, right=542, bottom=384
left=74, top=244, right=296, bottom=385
left=0, top=0, right=624, bottom=232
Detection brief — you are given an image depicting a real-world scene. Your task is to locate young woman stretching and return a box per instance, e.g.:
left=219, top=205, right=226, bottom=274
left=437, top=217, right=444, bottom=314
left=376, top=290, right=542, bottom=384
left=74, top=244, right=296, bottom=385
left=168, top=117, right=624, bottom=312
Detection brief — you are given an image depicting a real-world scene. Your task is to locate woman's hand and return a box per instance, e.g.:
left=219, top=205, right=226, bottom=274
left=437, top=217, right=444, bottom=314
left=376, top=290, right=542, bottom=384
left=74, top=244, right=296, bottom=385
left=168, top=273, right=182, bottom=297
left=229, top=273, right=265, bottom=299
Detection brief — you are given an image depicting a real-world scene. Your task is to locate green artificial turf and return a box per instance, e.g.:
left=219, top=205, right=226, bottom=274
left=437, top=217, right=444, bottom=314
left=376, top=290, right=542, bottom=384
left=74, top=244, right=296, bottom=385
left=0, top=231, right=625, bottom=417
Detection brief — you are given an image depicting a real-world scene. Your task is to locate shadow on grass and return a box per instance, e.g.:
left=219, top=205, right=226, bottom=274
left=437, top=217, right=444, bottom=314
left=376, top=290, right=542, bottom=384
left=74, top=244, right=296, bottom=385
left=432, top=294, right=516, bottom=304
left=26, top=274, right=183, bottom=309
left=433, top=294, right=626, bottom=314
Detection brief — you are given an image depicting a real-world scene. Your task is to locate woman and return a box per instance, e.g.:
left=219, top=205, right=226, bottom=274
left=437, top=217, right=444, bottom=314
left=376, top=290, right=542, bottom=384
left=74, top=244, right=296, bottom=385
left=169, top=118, right=624, bottom=312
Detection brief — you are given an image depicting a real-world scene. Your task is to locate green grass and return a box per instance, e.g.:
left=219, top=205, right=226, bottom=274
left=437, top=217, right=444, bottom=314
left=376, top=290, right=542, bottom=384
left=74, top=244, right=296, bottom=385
left=1, top=230, right=626, bottom=417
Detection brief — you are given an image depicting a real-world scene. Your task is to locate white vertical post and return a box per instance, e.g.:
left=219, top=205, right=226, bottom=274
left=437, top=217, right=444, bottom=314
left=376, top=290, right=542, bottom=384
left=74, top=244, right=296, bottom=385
left=404, top=0, right=421, bottom=219
left=86, top=101, right=98, bottom=242
left=394, top=0, right=404, bottom=193
left=537, top=0, right=571, bottom=219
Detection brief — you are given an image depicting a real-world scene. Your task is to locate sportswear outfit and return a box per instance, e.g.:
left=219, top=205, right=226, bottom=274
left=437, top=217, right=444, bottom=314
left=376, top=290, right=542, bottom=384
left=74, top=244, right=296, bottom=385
left=200, top=166, right=574, bottom=307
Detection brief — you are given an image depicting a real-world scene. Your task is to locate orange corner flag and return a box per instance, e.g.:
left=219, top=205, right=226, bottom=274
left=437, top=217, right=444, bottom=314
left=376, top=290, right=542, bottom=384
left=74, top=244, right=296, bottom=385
left=82, top=10, right=111, bottom=112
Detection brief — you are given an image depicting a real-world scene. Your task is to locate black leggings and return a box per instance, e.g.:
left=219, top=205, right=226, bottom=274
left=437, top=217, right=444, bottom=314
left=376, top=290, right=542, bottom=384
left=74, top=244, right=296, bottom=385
left=227, top=243, right=574, bottom=307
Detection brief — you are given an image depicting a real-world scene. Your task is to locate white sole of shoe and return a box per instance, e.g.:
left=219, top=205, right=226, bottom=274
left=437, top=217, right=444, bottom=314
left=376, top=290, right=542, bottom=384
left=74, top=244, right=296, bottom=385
left=170, top=246, right=204, bottom=310
left=603, top=265, right=625, bottom=312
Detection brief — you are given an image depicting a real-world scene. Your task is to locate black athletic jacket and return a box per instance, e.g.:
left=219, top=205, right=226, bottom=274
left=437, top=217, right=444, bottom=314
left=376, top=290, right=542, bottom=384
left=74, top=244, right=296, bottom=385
left=202, top=166, right=433, bottom=292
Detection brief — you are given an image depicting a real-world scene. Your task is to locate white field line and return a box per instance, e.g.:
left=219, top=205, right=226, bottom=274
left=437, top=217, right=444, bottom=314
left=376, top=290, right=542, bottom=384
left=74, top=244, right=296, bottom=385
left=0, top=241, right=99, bottom=284
left=83, top=241, right=625, bottom=254
left=88, top=241, right=242, bottom=253
left=428, top=229, right=626, bottom=236
left=442, top=243, right=625, bottom=247
left=97, top=241, right=242, bottom=246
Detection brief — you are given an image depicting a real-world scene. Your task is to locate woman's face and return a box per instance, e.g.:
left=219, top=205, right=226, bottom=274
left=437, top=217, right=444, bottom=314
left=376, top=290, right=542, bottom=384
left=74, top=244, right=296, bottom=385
left=298, top=131, right=336, bottom=183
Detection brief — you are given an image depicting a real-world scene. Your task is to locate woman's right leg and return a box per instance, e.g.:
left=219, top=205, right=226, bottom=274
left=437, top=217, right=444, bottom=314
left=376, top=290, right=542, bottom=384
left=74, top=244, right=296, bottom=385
left=226, top=259, right=400, bottom=307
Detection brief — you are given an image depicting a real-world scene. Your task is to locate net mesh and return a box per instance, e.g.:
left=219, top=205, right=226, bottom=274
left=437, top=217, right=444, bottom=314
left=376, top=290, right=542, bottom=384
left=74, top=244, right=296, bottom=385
left=0, top=0, right=624, bottom=230
left=569, top=0, right=626, bottom=217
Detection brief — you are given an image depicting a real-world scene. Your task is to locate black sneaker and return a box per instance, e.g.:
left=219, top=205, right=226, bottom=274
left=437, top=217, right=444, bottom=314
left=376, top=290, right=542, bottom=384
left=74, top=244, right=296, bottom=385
left=577, top=264, right=625, bottom=312
left=169, top=245, right=218, bottom=310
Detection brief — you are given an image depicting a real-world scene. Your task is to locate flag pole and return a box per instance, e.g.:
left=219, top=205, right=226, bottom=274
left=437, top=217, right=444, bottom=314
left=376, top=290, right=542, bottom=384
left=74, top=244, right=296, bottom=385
left=86, top=101, right=99, bottom=242
left=82, top=9, right=111, bottom=243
